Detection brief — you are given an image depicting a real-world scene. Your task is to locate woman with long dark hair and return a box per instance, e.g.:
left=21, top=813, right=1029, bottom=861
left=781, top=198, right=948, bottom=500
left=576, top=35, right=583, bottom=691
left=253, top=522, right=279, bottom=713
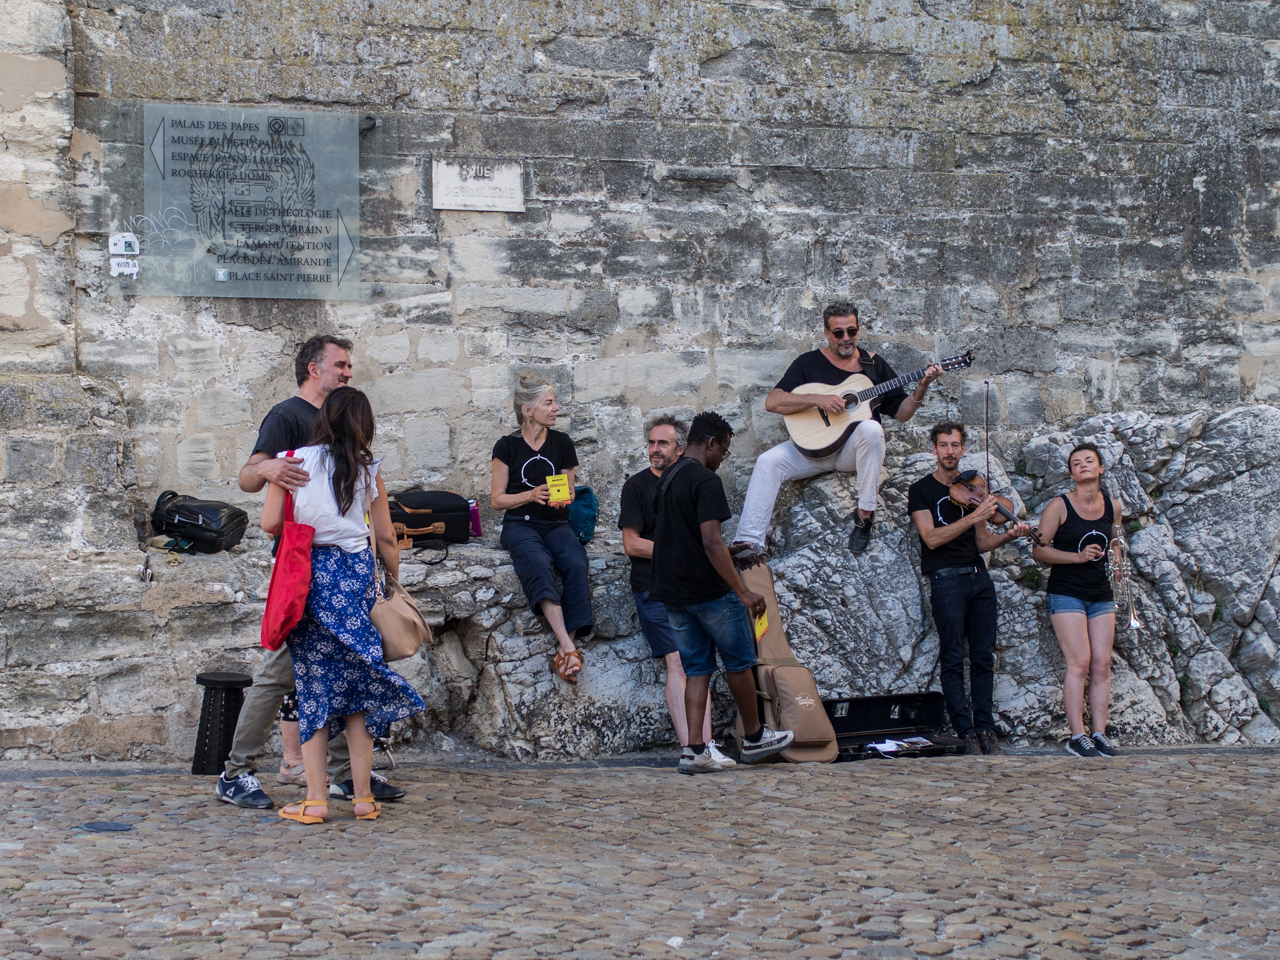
left=1031, top=442, right=1122, bottom=759
left=261, top=386, right=425, bottom=822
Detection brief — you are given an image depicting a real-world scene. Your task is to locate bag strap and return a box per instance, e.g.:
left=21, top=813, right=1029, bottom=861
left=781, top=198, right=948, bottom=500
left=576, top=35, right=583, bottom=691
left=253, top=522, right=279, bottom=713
left=283, top=451, right=296, bottom=524
left=364, top=478, right=387, bottom=602
left=652, top=456, right=695, bottom=513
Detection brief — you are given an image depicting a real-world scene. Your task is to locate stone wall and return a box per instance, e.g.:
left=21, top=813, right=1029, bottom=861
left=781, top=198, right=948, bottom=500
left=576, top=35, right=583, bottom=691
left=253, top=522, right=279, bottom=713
left=5, top=0, right=1280, bottom=760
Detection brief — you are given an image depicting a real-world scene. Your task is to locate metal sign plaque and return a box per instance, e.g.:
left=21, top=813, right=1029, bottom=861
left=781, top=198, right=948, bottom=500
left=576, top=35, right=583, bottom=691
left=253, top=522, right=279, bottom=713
left=133, top=104, right=359, bottom=299
left=432, top=158, right=525, bottom=213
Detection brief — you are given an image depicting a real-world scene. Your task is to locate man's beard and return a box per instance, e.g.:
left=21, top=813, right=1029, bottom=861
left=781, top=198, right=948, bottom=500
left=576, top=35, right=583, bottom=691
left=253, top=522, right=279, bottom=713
left=939, top=456, right=960, bottom=469
left=833, top=340, right=856, bottom=356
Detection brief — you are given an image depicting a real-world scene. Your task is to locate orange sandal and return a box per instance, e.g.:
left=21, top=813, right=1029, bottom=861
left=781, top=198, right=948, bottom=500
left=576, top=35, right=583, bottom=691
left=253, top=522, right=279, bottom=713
left=553, top=649, right=584, bottom=684
left=279, top=799, right=328, bottom=824
left=353, top=796, right=381, bottom=820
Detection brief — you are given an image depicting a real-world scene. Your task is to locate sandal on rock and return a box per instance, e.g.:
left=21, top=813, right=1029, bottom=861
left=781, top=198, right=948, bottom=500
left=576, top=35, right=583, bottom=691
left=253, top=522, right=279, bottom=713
left=353, top=796, right=381, bottom=821
left=279, top=799, right=327, bottom=824
left=553, top=649, right=584, bottom=684
left=276, top=763, right=307, bottom=786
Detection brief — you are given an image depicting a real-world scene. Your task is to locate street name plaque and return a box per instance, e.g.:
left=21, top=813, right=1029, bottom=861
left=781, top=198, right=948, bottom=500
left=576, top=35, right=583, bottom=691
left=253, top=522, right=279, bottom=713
left=432, top=158, right=525, bottom=213
left=132, top=104, right=359, bottom=299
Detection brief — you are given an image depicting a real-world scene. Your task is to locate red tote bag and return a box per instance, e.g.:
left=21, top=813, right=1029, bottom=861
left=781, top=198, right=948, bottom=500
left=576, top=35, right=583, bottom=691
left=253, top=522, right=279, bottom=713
left=260, top=468, right=315, bottom=651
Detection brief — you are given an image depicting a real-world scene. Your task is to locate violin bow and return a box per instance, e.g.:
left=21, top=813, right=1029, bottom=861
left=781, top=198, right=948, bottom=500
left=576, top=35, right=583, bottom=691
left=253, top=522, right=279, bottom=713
left=984, top=381, right=991, bottom=489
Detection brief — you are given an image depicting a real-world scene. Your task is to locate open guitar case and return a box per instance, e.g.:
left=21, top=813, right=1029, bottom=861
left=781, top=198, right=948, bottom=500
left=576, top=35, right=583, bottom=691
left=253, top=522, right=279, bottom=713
left=732, top=561, right=839, bottom=763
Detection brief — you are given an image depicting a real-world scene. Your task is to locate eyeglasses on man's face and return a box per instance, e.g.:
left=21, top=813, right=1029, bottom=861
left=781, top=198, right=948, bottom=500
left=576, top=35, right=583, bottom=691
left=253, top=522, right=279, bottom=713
left=829, top=326, right=859, bottom=339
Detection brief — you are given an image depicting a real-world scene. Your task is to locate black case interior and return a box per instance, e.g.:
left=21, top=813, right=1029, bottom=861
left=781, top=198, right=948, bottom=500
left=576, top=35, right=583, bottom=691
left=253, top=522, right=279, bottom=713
left=822, top=691, right=966, bottom=761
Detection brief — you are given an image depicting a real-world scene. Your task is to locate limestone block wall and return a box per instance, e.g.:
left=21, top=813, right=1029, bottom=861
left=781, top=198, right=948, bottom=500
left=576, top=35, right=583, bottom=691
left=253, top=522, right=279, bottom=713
left=5, top=0, right=1280, bottom=760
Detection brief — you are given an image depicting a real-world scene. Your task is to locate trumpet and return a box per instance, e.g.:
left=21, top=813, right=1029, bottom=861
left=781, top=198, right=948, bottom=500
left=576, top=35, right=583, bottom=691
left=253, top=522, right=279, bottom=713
left=1108, top=522, right=1142, bottom=632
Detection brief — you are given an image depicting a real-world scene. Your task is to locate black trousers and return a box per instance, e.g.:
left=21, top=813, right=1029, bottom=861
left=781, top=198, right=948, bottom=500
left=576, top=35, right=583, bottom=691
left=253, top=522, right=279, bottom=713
left=930, top=567, right=998, bottom=738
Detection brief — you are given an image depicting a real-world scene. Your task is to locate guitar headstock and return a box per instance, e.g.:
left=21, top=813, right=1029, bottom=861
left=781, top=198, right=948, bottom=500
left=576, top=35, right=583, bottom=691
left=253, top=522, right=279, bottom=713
left=939, top=350, right=974, bottom=371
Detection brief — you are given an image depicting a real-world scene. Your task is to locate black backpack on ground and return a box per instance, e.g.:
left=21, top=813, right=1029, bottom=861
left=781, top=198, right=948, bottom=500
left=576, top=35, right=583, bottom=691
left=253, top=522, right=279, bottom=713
left=387, top=490, right=471, bottom=547
left=151, top=491, right=250, bottom=554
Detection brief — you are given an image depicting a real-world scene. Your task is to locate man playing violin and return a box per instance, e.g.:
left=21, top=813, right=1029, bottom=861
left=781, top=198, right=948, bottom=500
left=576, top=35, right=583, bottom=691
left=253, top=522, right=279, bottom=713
left=734, top=302, right=943, bottom=558
left=908, top=421, right=1033, bottom=756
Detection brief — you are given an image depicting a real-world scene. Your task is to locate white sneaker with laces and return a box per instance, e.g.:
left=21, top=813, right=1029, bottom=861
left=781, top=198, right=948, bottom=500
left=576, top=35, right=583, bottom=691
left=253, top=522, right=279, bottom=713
left=677, top=746, right=722, bottom=775
left=707, top=739, right=736, bottom=768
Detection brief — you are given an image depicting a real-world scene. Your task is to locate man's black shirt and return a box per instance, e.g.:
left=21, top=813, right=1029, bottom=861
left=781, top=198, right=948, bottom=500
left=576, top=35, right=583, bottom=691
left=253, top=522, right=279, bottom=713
left=907, top=473, right=983, bottom=574
left=649, top=457, right=733, bottom=606
left=775, top=347, right=908, bottom=422
left=253, top=396, right=320, bottom=458
left=618, top=467, right=661, bottom=594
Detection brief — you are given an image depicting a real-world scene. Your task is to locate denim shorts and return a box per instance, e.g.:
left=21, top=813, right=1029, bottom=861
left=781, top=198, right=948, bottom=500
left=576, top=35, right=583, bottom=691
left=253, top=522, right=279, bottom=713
left=633, top=591, right=679, bottom=658
left=1047, top=593, right=1116, bottom=619
left=662, top=592, right=758, bottom=677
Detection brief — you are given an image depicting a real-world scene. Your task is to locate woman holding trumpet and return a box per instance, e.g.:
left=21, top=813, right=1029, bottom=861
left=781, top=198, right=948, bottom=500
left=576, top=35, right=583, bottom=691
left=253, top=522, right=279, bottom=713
left=1032, top=442, right=1123, bottom=759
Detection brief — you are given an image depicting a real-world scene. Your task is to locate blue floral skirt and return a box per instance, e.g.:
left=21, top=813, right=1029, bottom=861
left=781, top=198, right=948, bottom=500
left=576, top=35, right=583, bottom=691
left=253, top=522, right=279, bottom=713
left=286, top=545, right=426, bottom=744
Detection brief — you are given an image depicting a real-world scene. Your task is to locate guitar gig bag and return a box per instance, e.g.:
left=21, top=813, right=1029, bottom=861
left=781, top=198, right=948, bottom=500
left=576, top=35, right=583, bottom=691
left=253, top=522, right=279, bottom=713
left=733, top=561, right=838, bottom=763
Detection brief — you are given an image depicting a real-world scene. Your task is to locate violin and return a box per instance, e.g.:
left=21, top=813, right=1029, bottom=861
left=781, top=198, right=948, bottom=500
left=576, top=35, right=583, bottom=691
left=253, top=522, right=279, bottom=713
left=949, top=469, right=1046, bottom=547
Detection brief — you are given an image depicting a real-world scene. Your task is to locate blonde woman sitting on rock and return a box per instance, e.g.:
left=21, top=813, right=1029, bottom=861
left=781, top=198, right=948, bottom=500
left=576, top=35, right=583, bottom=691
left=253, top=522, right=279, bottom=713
left=490, top=373, right=593, bottom=684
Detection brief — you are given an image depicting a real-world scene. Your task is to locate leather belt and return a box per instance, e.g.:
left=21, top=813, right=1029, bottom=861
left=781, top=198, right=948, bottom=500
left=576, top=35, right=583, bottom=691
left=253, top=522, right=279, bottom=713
left=931, top=565, right=980, bottom=578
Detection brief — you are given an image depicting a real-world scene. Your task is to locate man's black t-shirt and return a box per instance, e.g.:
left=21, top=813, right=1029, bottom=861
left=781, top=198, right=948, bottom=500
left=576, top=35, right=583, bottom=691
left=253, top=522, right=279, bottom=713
left=492, top=429, right=579, bottom=523
left=253, top=396, right=321, bottom=457
left=649, top=458, right=733, bottom=606
left=775, top=348, right=908, bottom=422
left=618, top=467, right=661, bottom=594
left=907, top=473, right=983, bottom=574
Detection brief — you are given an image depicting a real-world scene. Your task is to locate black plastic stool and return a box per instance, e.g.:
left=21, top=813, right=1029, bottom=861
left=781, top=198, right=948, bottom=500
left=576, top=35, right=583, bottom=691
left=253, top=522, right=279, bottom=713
left=192, top=672, right=253, bottom=775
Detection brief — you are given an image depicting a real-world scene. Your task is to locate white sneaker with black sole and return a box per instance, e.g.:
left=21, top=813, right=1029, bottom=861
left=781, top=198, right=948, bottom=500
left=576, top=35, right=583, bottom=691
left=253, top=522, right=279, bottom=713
left=1065, top=734, right=1101, bottom=758
left=738, top=725, right=794, bottom=763
left=677, top=746, right=722, bottom=775
left=707, top=739, right=736, bottom=768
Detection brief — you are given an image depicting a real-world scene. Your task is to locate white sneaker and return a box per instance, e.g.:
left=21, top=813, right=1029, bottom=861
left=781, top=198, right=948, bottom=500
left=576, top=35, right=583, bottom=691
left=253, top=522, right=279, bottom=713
left=739, top=724, right=795, bottom=763
left=707, top=739, right=736, bottom=768
left=677, top=746, right=722, bottom=775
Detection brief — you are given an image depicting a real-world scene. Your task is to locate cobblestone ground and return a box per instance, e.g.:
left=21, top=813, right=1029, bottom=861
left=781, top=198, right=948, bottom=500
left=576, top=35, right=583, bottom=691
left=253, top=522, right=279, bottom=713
left=1, top=753, right=1278, bottom=960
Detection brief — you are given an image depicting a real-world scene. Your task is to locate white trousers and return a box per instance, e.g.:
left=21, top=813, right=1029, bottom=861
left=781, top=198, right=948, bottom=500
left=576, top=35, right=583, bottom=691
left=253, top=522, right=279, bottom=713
left=735, top=419, right=886, bottom=548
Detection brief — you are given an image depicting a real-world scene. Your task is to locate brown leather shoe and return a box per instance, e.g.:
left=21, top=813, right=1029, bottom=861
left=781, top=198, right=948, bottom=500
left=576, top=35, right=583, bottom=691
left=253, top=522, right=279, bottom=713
left=977, top=729, right=1003, bottom=755
left=964, top=732, right=983, bottom=755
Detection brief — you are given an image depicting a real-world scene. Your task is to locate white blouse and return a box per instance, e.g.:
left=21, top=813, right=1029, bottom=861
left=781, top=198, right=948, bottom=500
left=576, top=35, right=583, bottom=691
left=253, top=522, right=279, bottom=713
left=281, top=445, right=380, bottom=553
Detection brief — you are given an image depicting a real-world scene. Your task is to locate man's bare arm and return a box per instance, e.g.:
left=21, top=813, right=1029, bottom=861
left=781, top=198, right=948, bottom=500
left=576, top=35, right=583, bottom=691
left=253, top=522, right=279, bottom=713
left=621, top=528, right=653, bottom=560
left=763, top=387, right=845, bottom=416
left=700, top=519, right=766, bottom=618
left=238, top=451, right=309, bottom=493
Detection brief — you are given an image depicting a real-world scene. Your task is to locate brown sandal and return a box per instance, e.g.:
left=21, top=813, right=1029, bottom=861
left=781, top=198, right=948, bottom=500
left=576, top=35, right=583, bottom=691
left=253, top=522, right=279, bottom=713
left=553, top=649, right=584, bottom=684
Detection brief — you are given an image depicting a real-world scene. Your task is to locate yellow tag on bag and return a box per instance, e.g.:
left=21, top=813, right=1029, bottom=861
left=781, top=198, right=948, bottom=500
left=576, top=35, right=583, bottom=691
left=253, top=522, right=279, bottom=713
left=754, top=611, right=768, bottom=640
left=545, top=473, right=572, bottom=506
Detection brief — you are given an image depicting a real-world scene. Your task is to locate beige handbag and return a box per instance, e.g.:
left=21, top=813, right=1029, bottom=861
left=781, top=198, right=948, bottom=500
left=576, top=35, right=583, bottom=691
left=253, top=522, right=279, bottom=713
left=366, top=489, right=432, bottom=661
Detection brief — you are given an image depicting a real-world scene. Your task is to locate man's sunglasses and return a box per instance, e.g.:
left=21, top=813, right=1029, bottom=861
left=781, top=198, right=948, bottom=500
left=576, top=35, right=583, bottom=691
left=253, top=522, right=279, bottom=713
left=830, top=327, right=859, bottom=339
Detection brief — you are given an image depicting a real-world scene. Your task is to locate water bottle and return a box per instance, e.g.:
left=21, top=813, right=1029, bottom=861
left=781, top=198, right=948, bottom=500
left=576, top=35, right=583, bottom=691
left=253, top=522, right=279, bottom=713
left=467, top=498, right=482, bottom=537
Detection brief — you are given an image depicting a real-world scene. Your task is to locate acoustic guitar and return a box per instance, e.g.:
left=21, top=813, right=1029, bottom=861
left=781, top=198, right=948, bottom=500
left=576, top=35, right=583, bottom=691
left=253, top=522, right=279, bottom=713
left=783, top=351, right=974, bottom=457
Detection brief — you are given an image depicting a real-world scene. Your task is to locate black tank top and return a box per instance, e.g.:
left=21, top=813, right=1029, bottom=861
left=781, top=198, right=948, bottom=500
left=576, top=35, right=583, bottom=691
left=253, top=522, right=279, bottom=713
left=1046, top=493, right=1114, bottom=602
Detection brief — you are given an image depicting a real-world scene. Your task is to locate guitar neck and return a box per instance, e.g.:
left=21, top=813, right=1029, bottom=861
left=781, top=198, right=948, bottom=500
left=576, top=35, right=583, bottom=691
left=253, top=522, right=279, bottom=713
left=845, top=366, right=929, bottom=404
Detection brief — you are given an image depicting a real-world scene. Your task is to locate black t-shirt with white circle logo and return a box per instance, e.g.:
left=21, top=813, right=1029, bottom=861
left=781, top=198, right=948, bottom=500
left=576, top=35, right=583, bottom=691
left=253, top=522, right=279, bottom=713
left=492, top=429, right=579, bottom=523
left=907, top=473, right=983, bottom=573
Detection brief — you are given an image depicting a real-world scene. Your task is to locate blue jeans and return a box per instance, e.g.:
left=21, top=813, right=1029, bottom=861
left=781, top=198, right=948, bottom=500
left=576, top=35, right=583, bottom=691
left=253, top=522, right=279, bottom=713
left=930, top=567, right=998, bottom=738
left=1047, top=593, right=1116, bottom=619
left=663, top=592, right=757, bottom=678
left=500, top=519, right=593, bottom=638
left=634, top=591, right=679, bottom=658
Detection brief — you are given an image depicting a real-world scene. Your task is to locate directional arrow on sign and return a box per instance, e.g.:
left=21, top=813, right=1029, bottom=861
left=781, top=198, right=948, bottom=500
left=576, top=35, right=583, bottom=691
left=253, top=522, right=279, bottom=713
left=336, top=209, right=354, bottom=286
left=149, top=119, right=166, bottom=179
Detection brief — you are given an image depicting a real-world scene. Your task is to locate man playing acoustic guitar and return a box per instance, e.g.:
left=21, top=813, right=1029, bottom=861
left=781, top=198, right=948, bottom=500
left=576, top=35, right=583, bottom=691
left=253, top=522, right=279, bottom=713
left=735, top=303, right=943, bottom=556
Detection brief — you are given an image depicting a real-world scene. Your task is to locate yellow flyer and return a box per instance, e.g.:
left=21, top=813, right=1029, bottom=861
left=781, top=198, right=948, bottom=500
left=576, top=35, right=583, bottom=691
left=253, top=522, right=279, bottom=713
left=545, top=473, right=572, bottom=506
left=754, top=611, right=769, bottom=640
